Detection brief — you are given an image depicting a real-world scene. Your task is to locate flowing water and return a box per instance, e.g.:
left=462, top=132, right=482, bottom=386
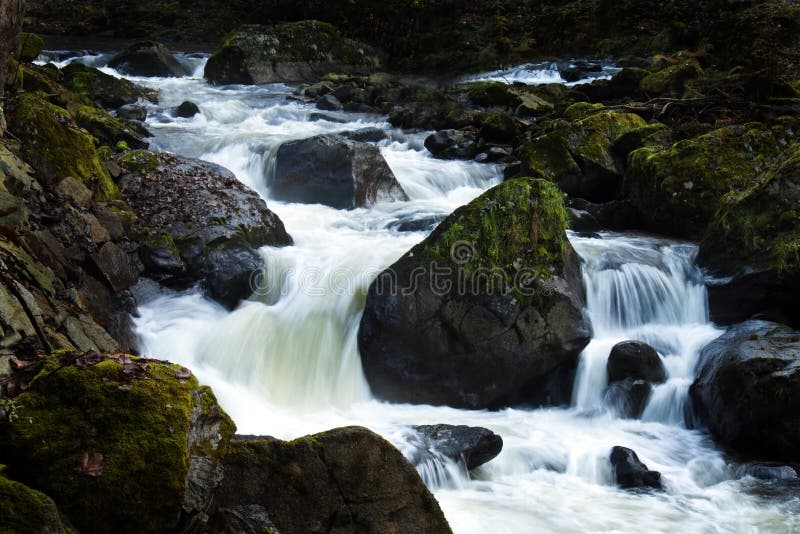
left=41, top=51, right=800, bottom=533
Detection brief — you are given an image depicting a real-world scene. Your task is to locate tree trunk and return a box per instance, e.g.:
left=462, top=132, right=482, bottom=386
left=0, top=0, right=25, bottom=103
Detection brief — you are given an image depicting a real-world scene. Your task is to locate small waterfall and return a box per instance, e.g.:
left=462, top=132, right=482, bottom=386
left=570, top=234, right=721, bottom=419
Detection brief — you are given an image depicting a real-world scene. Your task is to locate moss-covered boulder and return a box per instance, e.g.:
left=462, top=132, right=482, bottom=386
left=210, top=427, right=451, bottom=533
left=0, top=474, right=65, bottom=533
left=205, top=21, right=383, bottom=85
left=61, top=62, right=152, bottom=110
left=624, top=124, right=788, bottom=238
left=691, top=321, right=800, bottom=461
left=19, top=33, right=45, bottom=62
left=479, top=112, right=520, bottom=144
left=116, top=152, right=292, bottom=308
left=72, top=104, right=149, bottom=149
left=9, top=92, right=120, bottom=201
left=465, top=81, right=522, bottom=108
left=639, top=57, right=703, bottom=96
left=0, top=352, right=235, bottom=534
left=358, top=178, right=591, bottom=409
left=520, top=110, right=647, bottom=202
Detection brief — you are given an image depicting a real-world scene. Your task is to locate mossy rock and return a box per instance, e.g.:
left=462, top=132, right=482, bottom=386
left=563, top=102, right=605, bottom=120
left=613, top=123, right=671, bottom=157
left=61, top=63, right=151, bottom=110
left=0, top=353, right=235, bottom=534
left=19, top=33, right=45, bottom=62
left=464, top=81, right=522, bottom=108
left=640, top=57, right=703, bottom=96
left=0, top=475, right=65, bottom=533
left=520, top=110, right=647, bottom=201
left=72, top=105, right=148, bottom=149
left=479, top=112, right=520, bottom=144
left=9, top=92, right=120, bottom=201
left=625, top=124, right=787, bottom=238
left=703, top=142, right=800, bottom=275
left=205, top=21, right=383, bottom=84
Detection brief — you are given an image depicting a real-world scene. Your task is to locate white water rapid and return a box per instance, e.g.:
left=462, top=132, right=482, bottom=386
left=41, top=50, right=800, bottom=533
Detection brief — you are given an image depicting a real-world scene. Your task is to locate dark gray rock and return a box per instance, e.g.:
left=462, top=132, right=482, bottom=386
left=117, top=151, right=292, bottom=309
left=739, top=463, right=798, bottom=481
left=690, top=320, right=800, bottom=461
left=316, top=93, right=343, bottom=111
left=117, top=104, right=148, bottom=122
left=410, top=425, right=503, bottom=470
left=109, top=41, right=188, bottom=78
left=608, top=341, right=666, bottom=384
left=340, top=127, right=389, bottom=143
left=424, top=129, right=478, bottom=160
left=175, top=101, right=200, bottom=118
left=610, top=446, right=663, bottom=490
left=270, top=134, right=408, bottom=209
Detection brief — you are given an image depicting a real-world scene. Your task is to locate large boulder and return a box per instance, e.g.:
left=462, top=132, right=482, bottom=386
left=519, top=109, right=647, bottom=202
left=205, top=21, right=383, bottom=85
left=116, top=151, right=292, bottom=308
left=109, top=41, right=188, bottom=78
left=358, top=178, right=591, bottom=409
left=425, top=129, right=478, bottom=160
left=700, top=142, right=800, bottom=328
left=690, top=320, right=800, bottom=461
left=624, top=124, right=790, bottom=239
left=209, top=427, right=451, bottom=534
left=270, top=134, right=408, bottom=209
left=10, top=92, right=120, bottom=201
left=410, top=424, right=503, bottom=470
left=0, top=352, right=236, bottom=534
left=607, top=341, right=666, bottom=384
left=61, top=62, right=153, bottom=109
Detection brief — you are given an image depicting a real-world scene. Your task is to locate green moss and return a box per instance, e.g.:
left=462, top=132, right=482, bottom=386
left=563, top=102, right=604, bottom=120
left=0, top=475, right=63, bottom=533
left=464, top=81, right=522, bottom=108
left=19, top=33, right=45, bottom=62
left=705, top=143, right=800, bottom=274
left=640, top=58, right=703, bottom=95
left=519, top=134, right=580, bottom=181
left=72, top=105, right=143, bottom=149
left=480, top=112, right=520, bottom=143
left=626, top=124, right=784, bottom=237
left=61, top=63, right=150, bottom=109
left=9, top=93, right=120, bottom=201
left=0, top=353, right=234, bottom=534
left=416, top=177, right=567, bottom=298
left=117, top=149, right=160, bottom=173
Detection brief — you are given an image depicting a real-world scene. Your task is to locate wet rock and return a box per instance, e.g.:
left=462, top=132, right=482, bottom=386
left=210, top=505, right=278, bottom=534
left=739, top=463, right=798, bottom=481
left=73, top=104, right=149, bottom=150
left=359, top=178, right=591, bottom=409
left=271, top=134, right=408, bottom=209
left=109, top=40, right=188, bottom=78
left=90, top=241, right=138, bottom=293
left=604, top=379, right=653, bottom=419
left=690, top=320, right=800, bottom=461
left=117, top=151, right=292, bottom=309
left=567, top=207, right=601, bottom=233
left=308, top=112, right=347, bottom=123
left=570, top=198, right=642, bottom=231
left=61, top=62, right=153, bottom=109
left=205, top=21, right=383, bottom=85
left=340, top=127, right=388, bottom=143
left=0, top=353, right=235, bottom=533
left=316, top=93, right=343, bottom=111
left=175, top=101, right=200, bottom=118
left=411, top=424, right=503, bottom=470
left=425, top=129, right=478, bottom=160
left=210, top=427, right=451, bottom=534
left=117, top=104, right=148, bottom=122
left=610, top=446, right=663, bottom=490
left=608, top=341, right=666, bottom=384
left=386, top=214, right=444, bottom=233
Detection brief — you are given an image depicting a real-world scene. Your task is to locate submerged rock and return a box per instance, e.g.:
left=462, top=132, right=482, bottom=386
left=117, top=151, right=292, bottom=308
left=690, top=320, right=800, bottom=461
left=210, top=427, right=452, bottom=534
left=411, top=424, right=503, bottom=470
left=109, top=40, right=188, bottom=78
left=175, top=100, right=200, bottom=118
left=610, top=446, right=663, bottom=490
left=0, top=353, right=235, bottom=533
left=205, top=21, right=383, bottom=85
left=359, top=178, right=591, bottom=409
left=270, top=134, right=407, bottom=209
